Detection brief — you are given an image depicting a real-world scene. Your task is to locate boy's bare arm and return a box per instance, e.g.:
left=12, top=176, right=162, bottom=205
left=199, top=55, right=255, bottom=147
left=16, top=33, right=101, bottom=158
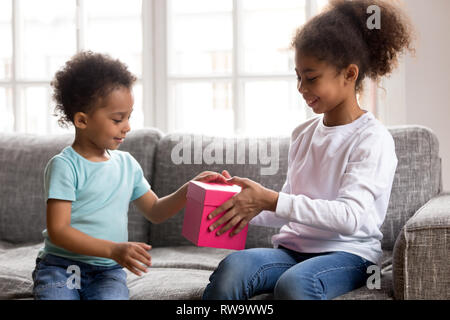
left=46, top=199, right=151, bottom=276
left=134, top=171, right=229, bottom=224
left=133, top=186, right=187, bottom=224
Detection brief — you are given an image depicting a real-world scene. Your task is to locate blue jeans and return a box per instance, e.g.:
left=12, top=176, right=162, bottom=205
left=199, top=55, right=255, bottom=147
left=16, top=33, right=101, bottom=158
left=32, top=254, right=129, bottom=300
left=202, top=247, right=375, bottom=300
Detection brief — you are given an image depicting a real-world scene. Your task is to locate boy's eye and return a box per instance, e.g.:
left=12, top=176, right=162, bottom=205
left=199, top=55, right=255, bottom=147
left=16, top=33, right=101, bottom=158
left=113, top=119, right=122, bottom=123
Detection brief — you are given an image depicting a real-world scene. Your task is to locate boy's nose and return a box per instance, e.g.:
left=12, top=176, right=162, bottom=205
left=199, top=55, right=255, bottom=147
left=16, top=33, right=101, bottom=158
left=123, top=122, right=131, bottom=133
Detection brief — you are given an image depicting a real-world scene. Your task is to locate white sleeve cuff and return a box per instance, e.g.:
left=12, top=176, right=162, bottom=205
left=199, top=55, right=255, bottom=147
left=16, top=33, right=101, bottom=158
left=275, top=192, right=294, bottom=220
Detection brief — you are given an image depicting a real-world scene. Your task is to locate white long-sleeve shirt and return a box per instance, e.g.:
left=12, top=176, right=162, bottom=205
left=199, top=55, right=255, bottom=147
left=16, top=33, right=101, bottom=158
left=251, top=111, right=397, bottom=264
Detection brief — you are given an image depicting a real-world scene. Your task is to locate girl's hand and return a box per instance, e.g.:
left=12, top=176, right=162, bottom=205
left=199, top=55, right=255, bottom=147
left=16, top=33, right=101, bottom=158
left=110, top=242, right=152, bottom=276
left=207, top=174, right=279, bottom=237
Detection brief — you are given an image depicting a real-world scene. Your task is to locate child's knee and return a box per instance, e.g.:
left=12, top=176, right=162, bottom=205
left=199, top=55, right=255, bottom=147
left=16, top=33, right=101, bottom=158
left=203, top=250, right=259, bottom=300
left=274, top=272, right=325, bottom=300
left=216, top=250, right=257, bottom=274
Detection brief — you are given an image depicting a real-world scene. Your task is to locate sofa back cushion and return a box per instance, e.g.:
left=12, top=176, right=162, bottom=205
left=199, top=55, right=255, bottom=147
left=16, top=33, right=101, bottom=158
left=381, top=126, right=441, bottom=249
left=151, top=126, right=441, bottom=250
left=0, top=128, right=162, bottom=244
left=0, top=125, right=441, bottom=250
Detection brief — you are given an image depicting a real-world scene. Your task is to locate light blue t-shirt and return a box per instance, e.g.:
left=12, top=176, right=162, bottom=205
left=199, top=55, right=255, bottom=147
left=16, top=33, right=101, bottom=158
left=38, top=146, right=151, bottom=266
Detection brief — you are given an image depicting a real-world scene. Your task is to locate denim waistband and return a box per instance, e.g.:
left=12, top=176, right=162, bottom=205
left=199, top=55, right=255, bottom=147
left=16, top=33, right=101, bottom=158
left=39, top=253, right=122, bottom=271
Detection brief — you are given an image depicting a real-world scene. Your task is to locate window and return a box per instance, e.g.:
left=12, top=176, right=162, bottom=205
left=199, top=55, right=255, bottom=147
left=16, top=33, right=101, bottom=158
left=163, top=0, right=330, bottom=136
left=1, top=0, right=334, bottom=136
left=0, top=0, right=143, bottom=134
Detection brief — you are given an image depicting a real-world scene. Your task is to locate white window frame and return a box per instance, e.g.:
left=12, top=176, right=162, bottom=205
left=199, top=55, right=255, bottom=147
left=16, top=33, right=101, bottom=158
left=150, top=0, right=320, bottom=134
left=3, top=0, right=393, bottom=134
left=2, top=0, right=147, bottom=133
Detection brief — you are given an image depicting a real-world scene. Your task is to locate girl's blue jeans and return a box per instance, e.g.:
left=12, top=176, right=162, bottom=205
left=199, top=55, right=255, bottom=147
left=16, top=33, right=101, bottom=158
left=32, top=253, right=129, bottom=300
left=202, top=247, right=375, bottom=300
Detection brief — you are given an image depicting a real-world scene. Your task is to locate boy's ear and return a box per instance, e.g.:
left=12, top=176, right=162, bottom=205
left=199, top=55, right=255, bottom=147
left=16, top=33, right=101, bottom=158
left=73, top=112, right=88, bottom=129
left=344, top=64, right=359, bottom=83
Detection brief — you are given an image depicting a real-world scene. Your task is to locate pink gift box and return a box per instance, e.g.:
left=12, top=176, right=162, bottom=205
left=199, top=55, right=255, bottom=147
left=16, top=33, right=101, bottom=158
left=182, top=181, right=248, bottom=250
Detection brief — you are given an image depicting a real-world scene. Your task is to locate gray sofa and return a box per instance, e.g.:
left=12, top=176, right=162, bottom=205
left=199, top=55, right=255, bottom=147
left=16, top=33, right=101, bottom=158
left=0, top=125, right=448, bottom=300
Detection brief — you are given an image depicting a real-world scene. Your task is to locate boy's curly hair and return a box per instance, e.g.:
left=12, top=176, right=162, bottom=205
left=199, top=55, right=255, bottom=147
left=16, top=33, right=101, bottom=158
left=51, top=51, right=137, bottom=127
left=292, top=0, right=415, bottom=92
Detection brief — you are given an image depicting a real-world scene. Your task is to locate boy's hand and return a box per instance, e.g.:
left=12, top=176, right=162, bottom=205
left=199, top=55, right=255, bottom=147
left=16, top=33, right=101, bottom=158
left=110, top=242, right=152, bottom=276
left=191, top=170, right=230, bottom=184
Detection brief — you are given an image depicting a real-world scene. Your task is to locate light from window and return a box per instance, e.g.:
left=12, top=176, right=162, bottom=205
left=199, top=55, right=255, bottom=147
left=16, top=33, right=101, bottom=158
left=244, top=80, right=312, bottom=137
left=241, top=0, right=306, bottom=74
left=168, top=0, right=233, bottom=76
left=19, top=0, right=76, bottom=80
left=0, top=0, right=12, bottom=80
left=84, top=0, right=142, bottom=78
left=1, top=0, right=144, bottom=135
left=167, top=0, right=318, bottom=136
left=0, top=87, right=14, bottom=132
left=168, top=81, right=234, bottom=136
left=22, top=87, right=49, bottom=133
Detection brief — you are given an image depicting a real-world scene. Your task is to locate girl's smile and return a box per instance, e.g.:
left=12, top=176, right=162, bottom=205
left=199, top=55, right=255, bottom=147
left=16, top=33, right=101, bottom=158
left=305, top=96, right=320, bottom=108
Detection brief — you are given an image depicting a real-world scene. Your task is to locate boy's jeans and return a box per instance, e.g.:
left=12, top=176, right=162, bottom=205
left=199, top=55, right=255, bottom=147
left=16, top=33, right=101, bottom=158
left=202, top=247, right=375, bottom=300
left=32, top=253, right=129, bottom=300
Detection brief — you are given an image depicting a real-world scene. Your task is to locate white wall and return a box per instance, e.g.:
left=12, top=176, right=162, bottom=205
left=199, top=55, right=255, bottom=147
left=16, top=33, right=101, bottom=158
left=403, top=0, right=450, bottom=192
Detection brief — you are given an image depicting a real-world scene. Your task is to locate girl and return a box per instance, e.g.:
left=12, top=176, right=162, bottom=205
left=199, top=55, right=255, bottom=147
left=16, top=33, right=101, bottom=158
left=32, top=51, right=227, bottom=300
left=203, top=0, right=414, bottom=300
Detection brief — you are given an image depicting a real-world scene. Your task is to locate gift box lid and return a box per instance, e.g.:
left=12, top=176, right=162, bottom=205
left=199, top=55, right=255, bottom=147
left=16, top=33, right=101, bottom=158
left=186, top=181, right=241, bottom=206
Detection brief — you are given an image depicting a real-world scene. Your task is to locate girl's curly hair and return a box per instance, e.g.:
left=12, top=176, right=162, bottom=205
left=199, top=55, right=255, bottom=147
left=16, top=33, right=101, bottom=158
left=292, top=0, right=415, bottom=92
left=51, top=51, right=137, bottom=127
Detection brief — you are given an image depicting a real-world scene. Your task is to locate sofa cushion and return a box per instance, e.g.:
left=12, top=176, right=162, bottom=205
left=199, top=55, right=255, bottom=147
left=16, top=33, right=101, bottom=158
left=148, top=246, right=234, bottom=270
left=0, top=133, right=72, bottom=244
left=382, top=126, right=441, bottom=250
left=393, top=193, right=450, bottom=300
left=0, top=240, right=396, bottom=300
left=0, top=241, right=40, bottom=299
left=127, top=246, right=235, bottom=300
left=0, top=128, right=162, bottom=244
left=127, top=268, right=211, bottom=300
left=151, top=134, right=288, bottom=248
left=0, top=242, right=232, bottom=300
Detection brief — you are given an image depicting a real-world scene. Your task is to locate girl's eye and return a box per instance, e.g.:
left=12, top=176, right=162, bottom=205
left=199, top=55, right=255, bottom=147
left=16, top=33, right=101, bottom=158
left=296, top=76, right=317, bottom=82
left=113, top=119, right=122, bottom=123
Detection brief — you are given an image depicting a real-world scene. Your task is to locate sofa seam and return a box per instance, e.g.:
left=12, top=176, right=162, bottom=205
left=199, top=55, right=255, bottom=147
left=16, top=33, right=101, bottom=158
left=403, top=227, right=409, bottom=300
left=405, top=225, right=450, bottom=232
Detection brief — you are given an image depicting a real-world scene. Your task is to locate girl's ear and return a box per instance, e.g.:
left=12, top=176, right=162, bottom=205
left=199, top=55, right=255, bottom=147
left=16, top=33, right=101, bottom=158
left=73, top=112, right=88, bottom=129
left=344, top=64, right=359, bottom=83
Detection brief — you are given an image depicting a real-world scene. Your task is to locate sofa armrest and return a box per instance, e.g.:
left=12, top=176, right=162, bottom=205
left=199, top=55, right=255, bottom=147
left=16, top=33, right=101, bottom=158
left=393, top=193, right=450, bottom=300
